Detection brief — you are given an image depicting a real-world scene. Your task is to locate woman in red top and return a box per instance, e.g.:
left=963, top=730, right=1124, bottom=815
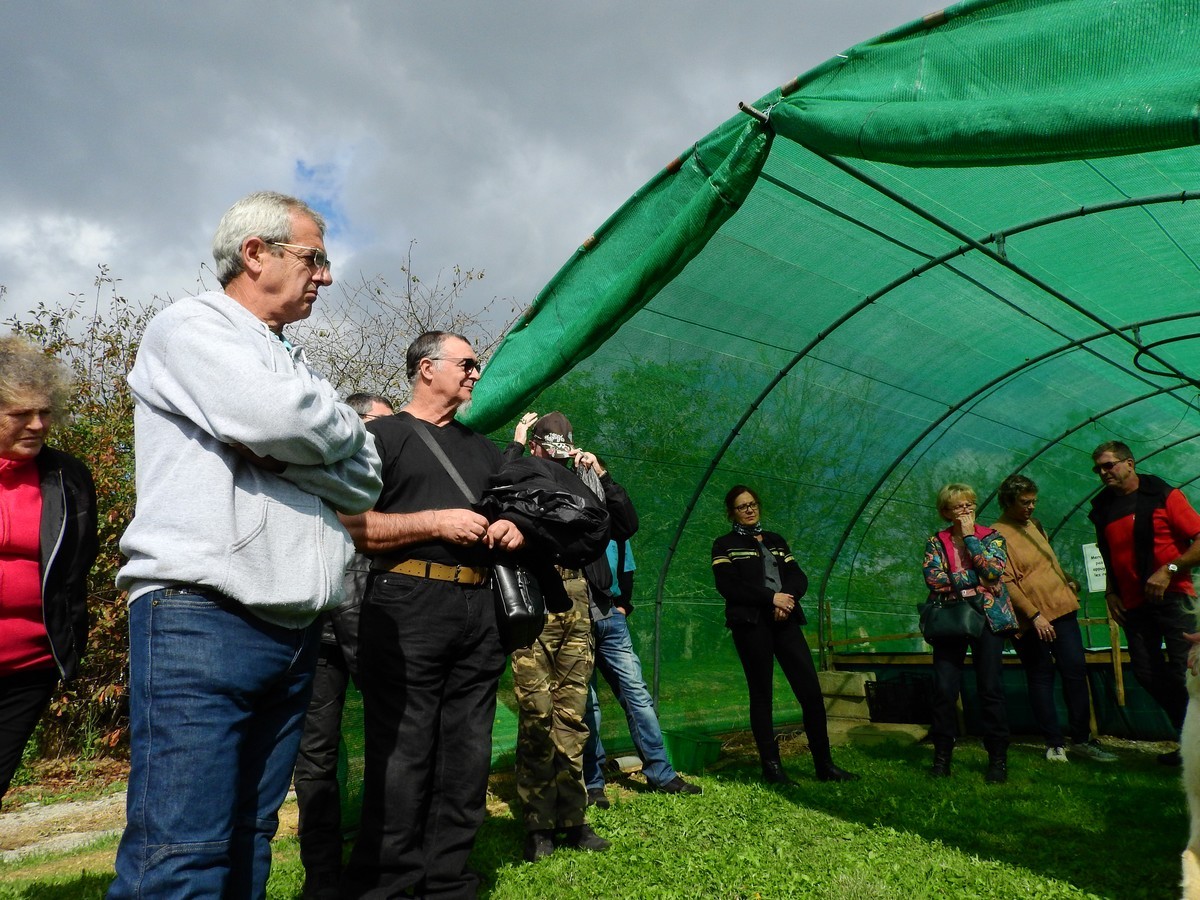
left=0, top=336, right=97, bottom=802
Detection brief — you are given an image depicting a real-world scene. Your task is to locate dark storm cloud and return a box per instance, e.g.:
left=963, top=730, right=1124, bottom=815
left=0, top=0, right=935, bottom=324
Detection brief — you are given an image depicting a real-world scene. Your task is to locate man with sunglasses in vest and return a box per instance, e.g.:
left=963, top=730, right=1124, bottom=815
left=1088, top=440, right=1200, bottom=766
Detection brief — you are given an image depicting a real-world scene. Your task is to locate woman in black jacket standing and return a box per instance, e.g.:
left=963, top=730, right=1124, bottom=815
left=0, top=336, right=98, bottom=802
left=711, top=485, right=857, bottom=785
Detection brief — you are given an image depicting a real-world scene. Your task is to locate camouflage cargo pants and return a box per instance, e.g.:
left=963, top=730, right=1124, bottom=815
left=511, top=578, right=595, bottom=831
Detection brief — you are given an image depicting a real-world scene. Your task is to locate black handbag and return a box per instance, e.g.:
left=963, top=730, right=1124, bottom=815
left=491, top=561, right=547, bottom=653
left=917, top=594, right=985, bottom=641
left=410, top=423, right=546, bottom=652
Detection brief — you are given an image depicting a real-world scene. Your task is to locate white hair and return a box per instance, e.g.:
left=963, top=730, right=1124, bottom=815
left=211, top=191, right=325, bottom=287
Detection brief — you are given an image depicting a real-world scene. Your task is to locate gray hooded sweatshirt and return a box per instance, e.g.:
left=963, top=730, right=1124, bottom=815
left=117, top=291, right=382, bottom=627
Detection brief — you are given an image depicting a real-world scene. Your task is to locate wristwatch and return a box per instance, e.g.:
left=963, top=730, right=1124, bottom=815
left=1168, top=563, right=1180, bottom=574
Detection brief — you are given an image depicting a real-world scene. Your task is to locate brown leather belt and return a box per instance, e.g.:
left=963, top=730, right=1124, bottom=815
left=387, top=559, right=490, bottom=585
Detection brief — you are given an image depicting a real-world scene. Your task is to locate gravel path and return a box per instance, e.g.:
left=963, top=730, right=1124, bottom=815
left=0, top=790, right=304, bottom=865
left=1, top=791, right=127, bottom=862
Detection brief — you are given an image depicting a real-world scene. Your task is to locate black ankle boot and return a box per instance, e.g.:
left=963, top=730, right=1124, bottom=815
left=523, top=829, right=555, bottom=862
left=985, top=746, right=1008, bottom=784
left=930, top=742, right=953, bottom=778
left=761, top=760, right=795, bottom=785
left=815, top=762, right=860, bottom=782
left=562, top=824, right=611, bottom=852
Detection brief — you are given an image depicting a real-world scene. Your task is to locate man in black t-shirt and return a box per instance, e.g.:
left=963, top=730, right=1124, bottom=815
left=339, top=332, right=525, bottom=899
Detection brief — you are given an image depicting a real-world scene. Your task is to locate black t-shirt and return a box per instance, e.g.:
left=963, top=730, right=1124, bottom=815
left=1106, top=491, right=1137, bottom=522
left=368, top=411, right=503, bottom=567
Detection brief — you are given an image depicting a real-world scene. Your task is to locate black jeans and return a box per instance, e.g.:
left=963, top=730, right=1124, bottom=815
left=1122, top=592, right=1192, bottom=735
left=1012, top=610, right=1090, bottom=746
left=293, top=640, right=352, bottom=888
left=729, top=620, right=831, bottom=769
left=930, top=626, right=1009, bottom=749
left=0, top=667, right=58, bottom=800
left=343, top=574, right=505, bottom=899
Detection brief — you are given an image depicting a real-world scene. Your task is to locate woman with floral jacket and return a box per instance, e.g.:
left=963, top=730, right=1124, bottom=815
left=922, top=482, right=1013, bottom=783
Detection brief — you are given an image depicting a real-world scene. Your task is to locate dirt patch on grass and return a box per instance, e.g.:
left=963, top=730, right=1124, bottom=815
left=2, top=757, right=131, bottom=864
left=3, top=757, right=129, bottom=811
left=2, top=792, right=126, bottom=857
left=1, top=757, right=302, bottom=866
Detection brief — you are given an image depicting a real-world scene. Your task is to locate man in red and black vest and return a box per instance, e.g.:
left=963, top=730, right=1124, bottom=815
left=1088, top=440, right=1200, bottom=766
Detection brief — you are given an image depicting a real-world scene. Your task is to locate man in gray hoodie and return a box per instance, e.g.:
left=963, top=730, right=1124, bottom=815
left=109, top=191, right=382, bottom=899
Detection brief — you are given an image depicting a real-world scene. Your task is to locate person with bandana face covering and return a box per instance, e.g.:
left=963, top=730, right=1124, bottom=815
left=506, top=411, right=637, bottom=862
left=711, top=485, right=858, bottom=786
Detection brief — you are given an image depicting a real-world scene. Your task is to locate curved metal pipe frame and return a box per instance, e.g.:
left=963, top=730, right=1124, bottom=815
left=1048, top=428, right=1200, bottom=543
left=822, top=315, right=1197, bottom=649
left=974, top=380, right=1195, bottom=512
left=650, top=164, right=1199, bottom=689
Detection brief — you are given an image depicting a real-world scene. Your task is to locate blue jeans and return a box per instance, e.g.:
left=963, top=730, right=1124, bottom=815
left=108, top=589, right=318, bottom=899
left=1012, top=610, right=1090, bottom=746
left=584, top=611, right=676, bottom=790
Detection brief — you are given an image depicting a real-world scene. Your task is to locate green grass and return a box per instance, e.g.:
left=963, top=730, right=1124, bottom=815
left=0, top=738, right=1187, bottom=898
left=473, top=738, right=1186, bottom=899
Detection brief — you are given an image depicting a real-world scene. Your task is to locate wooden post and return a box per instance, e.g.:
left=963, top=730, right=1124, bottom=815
left=1108, top=614, right=1125, bottom=706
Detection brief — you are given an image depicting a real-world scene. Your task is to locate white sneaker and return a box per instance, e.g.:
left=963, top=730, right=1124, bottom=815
left=1045, top=746, right=1068, bottom=762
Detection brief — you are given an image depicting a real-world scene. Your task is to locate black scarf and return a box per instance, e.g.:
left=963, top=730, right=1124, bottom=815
left=1088, top=472, right=1174, bottom=588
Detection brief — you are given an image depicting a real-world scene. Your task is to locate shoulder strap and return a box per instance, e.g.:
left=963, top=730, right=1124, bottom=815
left=410, top=419, right=477, bottom=504
left=934, top=529, right=965, bottom=603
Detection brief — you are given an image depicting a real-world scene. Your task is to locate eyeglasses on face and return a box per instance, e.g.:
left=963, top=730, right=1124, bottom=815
left=1092, top=458, right=1130, bottom=474
left=734, top=501, right=759, bottom=513
left=432, top=356, right=481, bottom=375
left=946, top=502, right=976, bottom=512
left=270, top=242, right=332, bottom=274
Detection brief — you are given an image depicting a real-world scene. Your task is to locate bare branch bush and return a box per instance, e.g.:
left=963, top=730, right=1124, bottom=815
left=294, top=242, right=515, bottom=403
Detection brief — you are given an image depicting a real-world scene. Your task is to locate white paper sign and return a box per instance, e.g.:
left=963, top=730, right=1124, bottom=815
left=1081, top=543, right=1107, bottom=594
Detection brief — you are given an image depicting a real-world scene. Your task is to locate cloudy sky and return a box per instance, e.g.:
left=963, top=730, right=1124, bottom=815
left=1, top=1, right=936, bottom=330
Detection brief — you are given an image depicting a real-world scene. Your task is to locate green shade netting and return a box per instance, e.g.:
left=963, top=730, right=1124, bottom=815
left=458, top=0, right=1200, bottom=745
